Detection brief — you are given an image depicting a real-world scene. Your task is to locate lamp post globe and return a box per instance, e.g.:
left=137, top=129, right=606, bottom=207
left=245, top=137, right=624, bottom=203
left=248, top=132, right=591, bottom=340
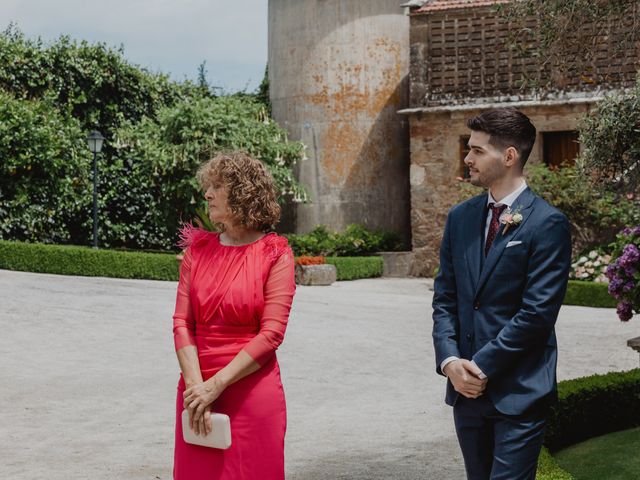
left=87, top=130, right=105, bottom=154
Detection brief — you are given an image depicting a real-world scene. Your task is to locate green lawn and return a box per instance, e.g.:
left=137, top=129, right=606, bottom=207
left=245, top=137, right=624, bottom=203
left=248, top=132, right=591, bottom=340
left=554, top=427, right=640, bottom=480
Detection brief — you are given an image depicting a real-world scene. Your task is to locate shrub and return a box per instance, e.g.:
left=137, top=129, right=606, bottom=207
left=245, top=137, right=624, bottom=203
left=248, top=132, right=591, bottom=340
left=286, top=224, right=403, bottom=257
left=544, top=369, right=640, bottom=452
left=570, top=250, right=611, bottom=283
left=604, top=226, right=640, bottom=321
left=563, top=281, right=616, bottom=308
left=526, top=163, right=640, bottom=253
left=325, top=256, right=384, bottom=280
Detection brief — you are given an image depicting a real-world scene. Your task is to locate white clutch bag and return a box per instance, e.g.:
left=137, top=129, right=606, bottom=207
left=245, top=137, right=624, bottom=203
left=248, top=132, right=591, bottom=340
left=181, top=409, right=232, bottom=449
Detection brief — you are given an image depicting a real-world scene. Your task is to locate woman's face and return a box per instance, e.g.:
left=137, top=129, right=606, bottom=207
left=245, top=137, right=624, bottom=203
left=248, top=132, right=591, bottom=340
left=204, top=179, right=232, bottom=224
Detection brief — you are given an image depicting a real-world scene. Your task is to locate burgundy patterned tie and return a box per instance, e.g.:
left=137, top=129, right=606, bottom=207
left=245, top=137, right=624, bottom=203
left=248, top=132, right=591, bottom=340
left=485, top=203, right=508, bottom=256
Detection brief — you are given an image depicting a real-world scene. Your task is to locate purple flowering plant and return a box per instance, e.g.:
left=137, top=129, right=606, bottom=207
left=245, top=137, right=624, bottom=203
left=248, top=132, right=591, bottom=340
left=605, top=226, right=640, bottom=321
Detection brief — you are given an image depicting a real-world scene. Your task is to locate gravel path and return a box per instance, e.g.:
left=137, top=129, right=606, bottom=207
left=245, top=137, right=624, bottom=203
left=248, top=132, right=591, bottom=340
left=0, top=269, right=637, bottom=479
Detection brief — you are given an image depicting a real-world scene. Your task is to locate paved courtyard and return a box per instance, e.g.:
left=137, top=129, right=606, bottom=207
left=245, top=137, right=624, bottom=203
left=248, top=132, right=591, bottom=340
left=0, top=269, right=637, bottom=479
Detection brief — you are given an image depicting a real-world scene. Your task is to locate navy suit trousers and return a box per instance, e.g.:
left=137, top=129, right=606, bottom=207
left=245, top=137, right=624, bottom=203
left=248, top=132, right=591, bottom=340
left=453, top=396, right=547, bottom=480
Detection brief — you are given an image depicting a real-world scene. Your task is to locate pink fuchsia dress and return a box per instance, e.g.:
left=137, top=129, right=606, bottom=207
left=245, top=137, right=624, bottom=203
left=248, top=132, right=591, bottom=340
left=172, top=226, right=296, bottom=480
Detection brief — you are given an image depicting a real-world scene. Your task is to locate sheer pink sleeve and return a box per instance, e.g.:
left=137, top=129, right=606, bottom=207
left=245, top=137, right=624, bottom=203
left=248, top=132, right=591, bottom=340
left=173, top=247, right=197, bottom=351
left=243, top=248, right=296, bottom=365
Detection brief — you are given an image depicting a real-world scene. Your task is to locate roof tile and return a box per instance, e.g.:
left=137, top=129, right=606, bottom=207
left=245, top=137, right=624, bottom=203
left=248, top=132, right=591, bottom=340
left=415, top=0, right=508, bottom=13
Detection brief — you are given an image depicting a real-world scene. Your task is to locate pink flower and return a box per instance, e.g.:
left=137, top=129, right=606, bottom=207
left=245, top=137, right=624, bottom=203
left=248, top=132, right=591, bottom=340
left=503, top=214, right=513, bottom=223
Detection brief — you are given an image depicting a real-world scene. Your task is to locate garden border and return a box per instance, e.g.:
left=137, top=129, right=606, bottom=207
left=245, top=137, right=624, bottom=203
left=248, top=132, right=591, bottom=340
left=564, top=280, right=615, bottom=308
left=536, top=368, right=640, bottom=479
left=0, top=240, right=383, bottom=282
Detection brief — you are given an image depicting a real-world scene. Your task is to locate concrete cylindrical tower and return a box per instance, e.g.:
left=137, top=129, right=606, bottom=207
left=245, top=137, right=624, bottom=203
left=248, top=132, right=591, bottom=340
left=269, top=0, right=410, bottom=244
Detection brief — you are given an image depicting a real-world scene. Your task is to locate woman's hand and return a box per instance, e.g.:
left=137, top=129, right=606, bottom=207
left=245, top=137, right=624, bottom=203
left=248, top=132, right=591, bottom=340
left=196, top=409, right=212, bottom=437
left=183, top=376, right=226, bottom=435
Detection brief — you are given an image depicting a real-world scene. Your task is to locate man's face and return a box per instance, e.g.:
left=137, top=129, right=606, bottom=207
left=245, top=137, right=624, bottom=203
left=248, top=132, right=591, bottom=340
left=464, top=131, right=508, bottom=188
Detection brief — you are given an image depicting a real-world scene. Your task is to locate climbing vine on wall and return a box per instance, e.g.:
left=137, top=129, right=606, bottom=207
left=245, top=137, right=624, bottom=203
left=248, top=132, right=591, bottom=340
left=497, top=0, right=640, bottom=93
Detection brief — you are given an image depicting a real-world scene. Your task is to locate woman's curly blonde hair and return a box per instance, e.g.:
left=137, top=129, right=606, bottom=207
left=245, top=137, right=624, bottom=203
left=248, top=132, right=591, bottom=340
left=197, top=151, right=281, bottom=232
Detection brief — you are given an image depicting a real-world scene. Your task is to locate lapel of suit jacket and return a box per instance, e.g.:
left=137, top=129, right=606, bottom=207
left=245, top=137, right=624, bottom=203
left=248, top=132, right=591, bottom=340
left=475, top=187, right=536, bottom=297
left=464, top=193, right=488, bottom=294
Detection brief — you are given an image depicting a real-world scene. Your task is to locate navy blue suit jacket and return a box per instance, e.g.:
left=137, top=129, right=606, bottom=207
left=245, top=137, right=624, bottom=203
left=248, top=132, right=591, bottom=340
left=432, top=187, right=571, bottom=415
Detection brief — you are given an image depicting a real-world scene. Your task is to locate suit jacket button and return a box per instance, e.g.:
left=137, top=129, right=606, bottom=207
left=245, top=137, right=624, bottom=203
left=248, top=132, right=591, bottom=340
left=466, top=334, right=472, bottom=340
left=473, top=303, right=480, bottom=310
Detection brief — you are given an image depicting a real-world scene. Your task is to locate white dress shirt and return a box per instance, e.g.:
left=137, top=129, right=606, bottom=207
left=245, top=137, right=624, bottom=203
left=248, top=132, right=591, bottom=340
left=483, top=180, right=529, bottom=242
left=440, top=180, right=528, bottom=379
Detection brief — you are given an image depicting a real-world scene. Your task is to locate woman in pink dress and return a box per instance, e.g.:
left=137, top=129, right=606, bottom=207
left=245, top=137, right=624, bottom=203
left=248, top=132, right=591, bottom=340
left=172, top=151, right=296, bottom=480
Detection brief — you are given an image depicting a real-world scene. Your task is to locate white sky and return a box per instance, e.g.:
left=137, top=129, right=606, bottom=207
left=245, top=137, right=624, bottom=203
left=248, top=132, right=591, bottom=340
left=1, top=0, right=268, bottom=93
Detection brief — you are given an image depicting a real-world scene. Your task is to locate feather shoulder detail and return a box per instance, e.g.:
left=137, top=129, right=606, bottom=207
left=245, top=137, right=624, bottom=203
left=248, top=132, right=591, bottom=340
left=263, top=233, right=292, bottom=263
left=177, top=223, right=216, bottom=249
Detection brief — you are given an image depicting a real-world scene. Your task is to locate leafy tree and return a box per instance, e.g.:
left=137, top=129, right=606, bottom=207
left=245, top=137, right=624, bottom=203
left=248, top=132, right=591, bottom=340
left=0, top=24, right=198, bottom=141
left=577, top=77, right=640, bottom=194
left=256, top=64, right=271, bottom=115
left=98, top=95, right=307, bottom=249
left=0, top=25, right=307, bottom=250
left=0, top=91, right=92, bottom=243
left=196, top=60, right=216, bottom=98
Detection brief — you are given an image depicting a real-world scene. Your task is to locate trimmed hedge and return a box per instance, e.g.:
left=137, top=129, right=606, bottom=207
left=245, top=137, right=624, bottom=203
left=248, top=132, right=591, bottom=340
left=0, top=240, right=384, bottom=282
left=544, top=368, right=640, bottom=453
left=0, top=240, right=625, bottom=298
left=563, top=280, right=616, bottom=308
left=0, top=240, right=179, bottom=281
left=325, top=256, right=384, bottom=281
left=536, top=447, right=574, bottom=480
left=535, top=369, right=640, bottom=479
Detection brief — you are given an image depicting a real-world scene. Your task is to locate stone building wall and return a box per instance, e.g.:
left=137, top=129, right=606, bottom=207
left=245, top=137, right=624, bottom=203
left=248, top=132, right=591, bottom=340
left=404, top=0, right=640, bottom=276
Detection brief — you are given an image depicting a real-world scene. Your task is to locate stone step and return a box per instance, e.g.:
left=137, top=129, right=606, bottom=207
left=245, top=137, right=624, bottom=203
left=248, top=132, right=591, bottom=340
left=378, top=251, right=415, bottom=278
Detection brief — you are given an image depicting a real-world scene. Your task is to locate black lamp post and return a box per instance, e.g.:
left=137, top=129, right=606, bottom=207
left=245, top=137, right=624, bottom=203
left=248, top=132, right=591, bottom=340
left=86, top=130, right=105, bottom=248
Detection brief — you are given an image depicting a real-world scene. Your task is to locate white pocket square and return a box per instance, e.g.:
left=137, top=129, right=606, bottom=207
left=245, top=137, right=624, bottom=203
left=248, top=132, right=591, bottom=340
left=506, top=241, right=522, bottom=248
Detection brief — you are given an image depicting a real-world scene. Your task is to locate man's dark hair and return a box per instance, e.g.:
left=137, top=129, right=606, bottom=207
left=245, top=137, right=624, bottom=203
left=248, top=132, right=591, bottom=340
left=467, top=108, right=537, bottom=166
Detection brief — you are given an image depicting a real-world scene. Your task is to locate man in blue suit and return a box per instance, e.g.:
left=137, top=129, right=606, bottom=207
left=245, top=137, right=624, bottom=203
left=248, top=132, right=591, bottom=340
left=432, top=108, right=572, bottom=480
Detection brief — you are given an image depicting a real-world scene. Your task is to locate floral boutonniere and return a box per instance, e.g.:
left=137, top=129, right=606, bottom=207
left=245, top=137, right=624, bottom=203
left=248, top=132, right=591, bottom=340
left=500, top=205, right=523, bottom=235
